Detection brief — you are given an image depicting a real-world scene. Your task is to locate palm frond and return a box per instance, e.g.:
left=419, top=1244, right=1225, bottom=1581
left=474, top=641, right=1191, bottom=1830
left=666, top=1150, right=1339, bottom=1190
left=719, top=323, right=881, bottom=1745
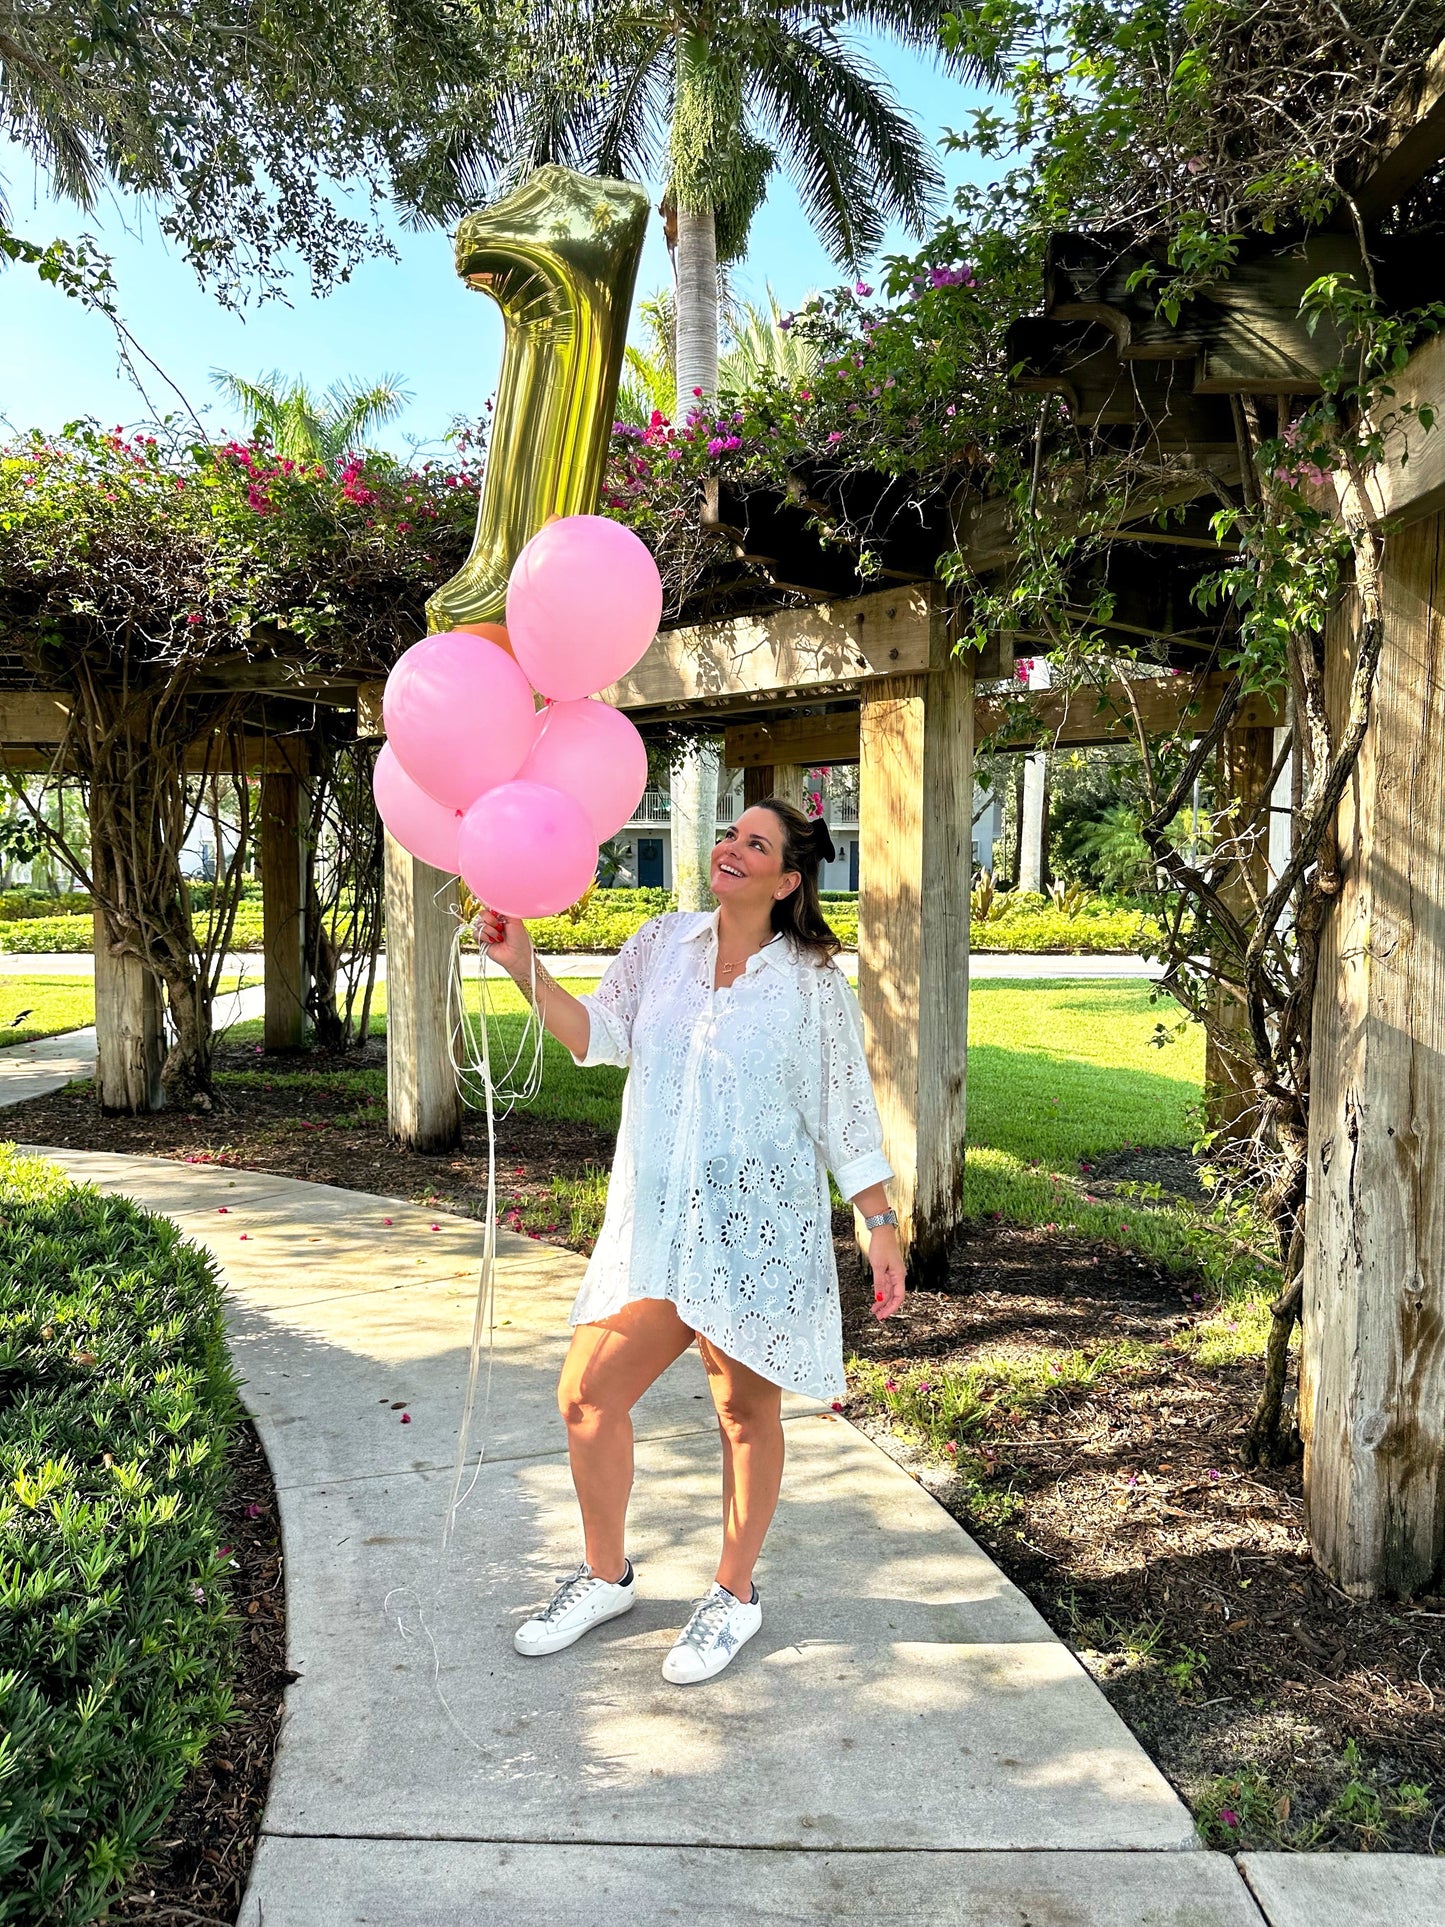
left=746, top=21, right=944, bottom=263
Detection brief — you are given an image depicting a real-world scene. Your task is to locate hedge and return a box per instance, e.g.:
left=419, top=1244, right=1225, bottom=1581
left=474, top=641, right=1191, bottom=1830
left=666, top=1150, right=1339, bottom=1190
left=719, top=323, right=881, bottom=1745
left=0, top=909, right=267, bottom=955
left=0, top=1147, right=238, bottom=1925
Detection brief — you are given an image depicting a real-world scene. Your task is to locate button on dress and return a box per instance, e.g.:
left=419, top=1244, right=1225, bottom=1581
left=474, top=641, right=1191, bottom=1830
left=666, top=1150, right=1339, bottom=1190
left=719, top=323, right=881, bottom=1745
left=567, top=910, right=894, bottom=1400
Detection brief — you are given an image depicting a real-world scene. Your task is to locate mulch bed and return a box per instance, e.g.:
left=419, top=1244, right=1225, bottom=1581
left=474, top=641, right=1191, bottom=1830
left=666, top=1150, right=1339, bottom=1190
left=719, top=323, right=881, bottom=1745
left=10, top=1053, right=1443, bottom=1865
left=7, top=1039, right=613, bottom=1217
left=111, top=1418, right=289, bottom=1925
left=836, top=1206, right=1445, bottom=1854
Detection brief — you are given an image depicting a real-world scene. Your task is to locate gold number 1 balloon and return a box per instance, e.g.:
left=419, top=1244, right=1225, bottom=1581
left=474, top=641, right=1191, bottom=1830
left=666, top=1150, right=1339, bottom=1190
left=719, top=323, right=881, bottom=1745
left=426, top=164, right=651, bottom=635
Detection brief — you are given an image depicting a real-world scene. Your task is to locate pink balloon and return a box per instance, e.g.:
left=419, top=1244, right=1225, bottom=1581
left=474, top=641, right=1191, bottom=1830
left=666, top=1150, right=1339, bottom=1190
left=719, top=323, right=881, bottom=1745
left=383, top=630, right=536, bottom=811
left=372, top=743, right=463, bottom=872
left=519, top=699, right=648, bottom=841
left=506, top=515, right=663, bottom=700
left=457, top=779, right=599, bottom=918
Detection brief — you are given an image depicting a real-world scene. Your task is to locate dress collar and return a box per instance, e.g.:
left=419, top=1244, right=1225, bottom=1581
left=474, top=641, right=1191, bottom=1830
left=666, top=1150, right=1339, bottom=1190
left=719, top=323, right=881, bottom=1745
left=679, top=908, right=792, bottom=973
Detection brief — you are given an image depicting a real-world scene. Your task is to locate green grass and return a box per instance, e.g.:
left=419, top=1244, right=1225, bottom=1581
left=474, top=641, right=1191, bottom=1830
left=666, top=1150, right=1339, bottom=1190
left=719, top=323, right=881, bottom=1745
left=1195, top=1742, right=1432, bottom=1851
left=0, top=976, right=96, bottom=1045
left=0, top=1146, right=238, bottom=1925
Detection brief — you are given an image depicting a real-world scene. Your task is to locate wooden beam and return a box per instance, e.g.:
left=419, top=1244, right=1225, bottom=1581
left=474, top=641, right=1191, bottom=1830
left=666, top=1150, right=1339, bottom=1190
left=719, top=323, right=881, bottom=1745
left=0, top=693, right=71, bottom=741
left=977, top=672, right=1283, bottom=749
left=1325, top=329, right=1445, bottom=532
left=600, top=586, right=941, bottom=713
left=856, top=659, right=973, bottom=1285
left=261, top=754, right=308, bottom=1050
left=383, top=833, right=463, bottom=1151
left=725, top=713, right=863, bottom=769
left=1303, top=510, right=1445, bottom=1599
left=1351, top=39, right=1445, bottom=221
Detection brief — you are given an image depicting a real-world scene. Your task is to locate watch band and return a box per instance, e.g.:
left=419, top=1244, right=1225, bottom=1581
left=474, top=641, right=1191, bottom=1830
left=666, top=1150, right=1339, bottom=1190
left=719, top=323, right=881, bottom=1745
left=863, top=1208, right=898, bottom=1230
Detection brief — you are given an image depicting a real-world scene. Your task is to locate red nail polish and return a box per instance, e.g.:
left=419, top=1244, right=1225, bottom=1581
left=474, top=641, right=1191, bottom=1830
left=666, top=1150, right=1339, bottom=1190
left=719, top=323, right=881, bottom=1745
left=875, top=1292, right=884, bottom=1302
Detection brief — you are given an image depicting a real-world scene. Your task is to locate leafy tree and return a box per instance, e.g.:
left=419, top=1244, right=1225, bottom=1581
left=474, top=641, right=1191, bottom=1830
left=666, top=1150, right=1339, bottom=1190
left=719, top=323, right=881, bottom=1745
left=497, top=1, right=996, bottom=403
left=0, top=0, right=518, bottom=301
left=210, top=370, right=414, bottom=462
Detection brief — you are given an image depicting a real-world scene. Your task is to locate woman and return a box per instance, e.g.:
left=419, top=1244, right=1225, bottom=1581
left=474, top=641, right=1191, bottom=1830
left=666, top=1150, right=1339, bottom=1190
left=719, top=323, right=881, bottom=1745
left=477, top=796, right=905, bottom=1684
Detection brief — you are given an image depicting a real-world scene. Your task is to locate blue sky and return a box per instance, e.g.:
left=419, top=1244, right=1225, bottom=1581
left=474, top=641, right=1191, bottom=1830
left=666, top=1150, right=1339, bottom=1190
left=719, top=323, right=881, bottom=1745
left=2, top=42, right=995, bottom=453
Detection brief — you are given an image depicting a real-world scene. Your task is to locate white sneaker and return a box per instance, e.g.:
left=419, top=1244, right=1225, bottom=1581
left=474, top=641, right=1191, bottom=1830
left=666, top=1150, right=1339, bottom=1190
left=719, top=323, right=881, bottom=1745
left=662, top=1581, right=762, bottom=1684
left=513, top=1560, right=635, bottom=1656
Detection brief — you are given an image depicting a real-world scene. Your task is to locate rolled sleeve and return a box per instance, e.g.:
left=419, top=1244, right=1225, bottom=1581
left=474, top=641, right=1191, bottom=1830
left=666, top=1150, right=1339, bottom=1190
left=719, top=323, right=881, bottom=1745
left=566, top=917, right=664, bottom=1069
left=813, top=964, right=894, bottom=1199
left=571, top=991, right=631, bottom=1068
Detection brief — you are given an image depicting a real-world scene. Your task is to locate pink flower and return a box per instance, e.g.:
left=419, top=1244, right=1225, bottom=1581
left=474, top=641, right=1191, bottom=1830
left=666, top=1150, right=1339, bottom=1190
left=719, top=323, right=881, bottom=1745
left=400, top=1412, right=412, bottom=1424
left=245, top=1502, right=264, bottom=1518
left=826, top=430, right=845, bottom=444
left=692, top=386, right=703, bottom=397
left=239, top=1233, right=249, bottom=1241
left=945, top=1441, right=957, bottom=1455
left=884, top=1378, right=897, bottom=1391
left=854, top=281, right=873, bottom=297
left=831, top=1400, right=844, bottom=1412
left=1220, top=1808, right=1238, bottom=1828
left=382, top=1217, right=393, bottom=1226
left=217, top=1206, right=228, bottom=1214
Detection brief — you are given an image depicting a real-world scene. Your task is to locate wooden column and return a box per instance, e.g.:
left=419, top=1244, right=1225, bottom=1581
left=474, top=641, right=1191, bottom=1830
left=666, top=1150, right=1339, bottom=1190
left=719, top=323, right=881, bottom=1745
left=92, top=910, right=165, bottom=1113
left=1204, top=724, right=1275, bottom=1140
left=856, top=658, right=974, bottom=1283
left=742, top=762, right=807, bottom=809
left=261, top=754, right=308, bottom=1051
left=743, top=765, right=774, bottom=809
left=1302, top=511, right=1445, bottom=1599
left=384, top=831, right=463, bottom=1151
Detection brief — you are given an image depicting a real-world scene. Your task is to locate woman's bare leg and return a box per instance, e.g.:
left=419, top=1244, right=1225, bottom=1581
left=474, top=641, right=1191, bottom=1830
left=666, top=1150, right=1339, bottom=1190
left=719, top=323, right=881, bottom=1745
left=557, top=1298, right=696, bottom=1581
left=696, top=1335, right=785, bottom=1600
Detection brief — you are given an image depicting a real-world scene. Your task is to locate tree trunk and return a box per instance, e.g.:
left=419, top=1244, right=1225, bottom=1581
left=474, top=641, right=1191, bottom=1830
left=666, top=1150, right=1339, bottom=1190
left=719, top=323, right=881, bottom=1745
left=1018, top=751, right=1049, bottom=893
left=671, top=737, right=719, bottom=911
left=674, top=204, right=719, bottom=408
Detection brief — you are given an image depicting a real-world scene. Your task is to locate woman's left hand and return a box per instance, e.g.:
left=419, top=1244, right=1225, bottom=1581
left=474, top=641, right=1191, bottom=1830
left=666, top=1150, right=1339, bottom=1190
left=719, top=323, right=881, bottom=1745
left=868, top=1225, right=907, bottom=1320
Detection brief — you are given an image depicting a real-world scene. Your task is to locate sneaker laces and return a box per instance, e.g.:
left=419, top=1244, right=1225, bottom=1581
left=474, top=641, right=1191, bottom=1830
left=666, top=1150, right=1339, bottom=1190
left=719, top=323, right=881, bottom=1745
left=536, top=1564, right=601, bottom=1624
left=677, top=1583, right=736, bottom=1652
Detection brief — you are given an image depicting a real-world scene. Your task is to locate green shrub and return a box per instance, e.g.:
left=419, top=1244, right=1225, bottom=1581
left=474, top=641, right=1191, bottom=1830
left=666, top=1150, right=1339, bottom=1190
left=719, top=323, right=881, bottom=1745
left=184, top=877, right=264, bottom=911
left=0, top=1147, right=238, bottom=1925
left=0, top=892, right=91, bottom=922
left=0, top=909, right=267, bottom=955
left=971, top=908, right=1154, bottom=952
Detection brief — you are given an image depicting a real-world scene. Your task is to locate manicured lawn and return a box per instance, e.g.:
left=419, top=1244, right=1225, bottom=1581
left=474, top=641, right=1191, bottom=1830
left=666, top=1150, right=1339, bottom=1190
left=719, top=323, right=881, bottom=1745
left=0, top=976, right=95, bottom=1045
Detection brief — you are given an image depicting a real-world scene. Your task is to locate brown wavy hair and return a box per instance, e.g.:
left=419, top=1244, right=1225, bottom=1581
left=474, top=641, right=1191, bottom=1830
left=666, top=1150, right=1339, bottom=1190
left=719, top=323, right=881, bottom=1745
left=755, top=796, right=842, bottom=964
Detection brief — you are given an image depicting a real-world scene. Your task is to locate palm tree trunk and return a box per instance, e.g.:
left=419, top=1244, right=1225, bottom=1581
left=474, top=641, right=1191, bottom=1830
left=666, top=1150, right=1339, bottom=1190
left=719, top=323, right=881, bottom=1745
left=674, top=203, right=719, bottom=407
left=670, top=737, right=720, bottom=912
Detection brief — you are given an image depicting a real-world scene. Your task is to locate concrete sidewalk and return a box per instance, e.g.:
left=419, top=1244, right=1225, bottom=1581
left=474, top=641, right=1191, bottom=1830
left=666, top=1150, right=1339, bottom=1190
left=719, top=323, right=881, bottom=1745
left=0, top=948, right=1163, bottom=985
left=0, top=1153, right=1246, bottom=1920
left=16, top=1147, right=1439, bottom=1923
left=0, top=982, right=267, bottom=1104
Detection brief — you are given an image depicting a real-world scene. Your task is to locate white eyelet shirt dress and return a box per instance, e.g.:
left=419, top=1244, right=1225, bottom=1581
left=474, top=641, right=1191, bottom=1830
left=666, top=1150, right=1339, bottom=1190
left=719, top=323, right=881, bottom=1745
left=567, top=910, right=894, bottom=1400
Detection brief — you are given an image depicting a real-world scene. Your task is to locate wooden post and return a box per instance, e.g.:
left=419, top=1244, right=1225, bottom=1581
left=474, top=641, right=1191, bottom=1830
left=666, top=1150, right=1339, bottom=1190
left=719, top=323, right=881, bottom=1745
left=261, top=755, right=308, bottom=1051
left=856, top=658, right=974, bottom=1283
left=1302, top=510, right=1445, bottom=1599
left=384, top=831, right=463, bottom=1151
left=742, top=762, right=806, bottom=809
left=1204, top=724, right=1275, bottom=1139
left=92, top=909, right=165, bottom=1113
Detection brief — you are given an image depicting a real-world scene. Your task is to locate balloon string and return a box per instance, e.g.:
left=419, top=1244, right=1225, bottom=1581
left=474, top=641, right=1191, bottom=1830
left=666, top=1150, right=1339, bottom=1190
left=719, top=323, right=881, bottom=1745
left=385, top=913, right=548, bottom=1750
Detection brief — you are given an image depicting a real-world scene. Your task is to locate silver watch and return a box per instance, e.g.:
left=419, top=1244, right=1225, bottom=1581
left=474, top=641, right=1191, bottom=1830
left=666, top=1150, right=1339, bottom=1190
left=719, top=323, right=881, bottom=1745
left=863, top=1208, right=898, bottom=1230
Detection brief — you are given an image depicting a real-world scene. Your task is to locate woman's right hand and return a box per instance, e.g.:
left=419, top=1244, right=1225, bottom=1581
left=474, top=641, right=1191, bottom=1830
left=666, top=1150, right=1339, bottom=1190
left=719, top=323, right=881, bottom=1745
left=475, top=906, right=533, bottom=976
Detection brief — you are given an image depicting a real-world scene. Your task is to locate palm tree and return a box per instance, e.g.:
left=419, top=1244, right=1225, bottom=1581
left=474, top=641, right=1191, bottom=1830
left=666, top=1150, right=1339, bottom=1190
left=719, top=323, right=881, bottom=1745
left=499, top=2, right=996, bottom=404
left=210, top=371, right=413, bottom=462
left=616, top=286, right=817, bottom=427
